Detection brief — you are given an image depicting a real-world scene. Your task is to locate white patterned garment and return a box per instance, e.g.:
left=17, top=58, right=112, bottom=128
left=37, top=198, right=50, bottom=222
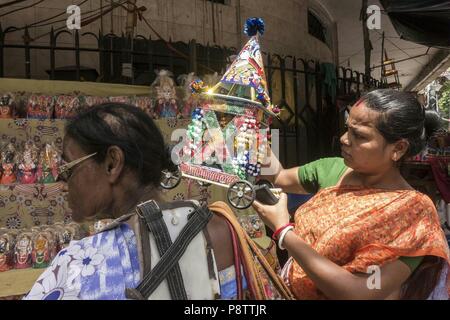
left=427, top=263, right=449, bottom=300
left=23, top=223, right=140, bottom=300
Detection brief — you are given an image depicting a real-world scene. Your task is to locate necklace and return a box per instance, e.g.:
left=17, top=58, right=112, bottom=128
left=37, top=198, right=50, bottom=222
left=17, top=251, right=29, bottom=264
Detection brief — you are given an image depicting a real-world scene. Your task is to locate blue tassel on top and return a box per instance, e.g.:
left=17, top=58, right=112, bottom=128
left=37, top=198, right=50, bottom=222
left=244, top=17, right=265, bottom=37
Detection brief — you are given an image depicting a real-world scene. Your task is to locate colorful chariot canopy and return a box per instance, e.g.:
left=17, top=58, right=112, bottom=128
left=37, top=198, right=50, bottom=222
left=207, top=18, right=274, bottom=112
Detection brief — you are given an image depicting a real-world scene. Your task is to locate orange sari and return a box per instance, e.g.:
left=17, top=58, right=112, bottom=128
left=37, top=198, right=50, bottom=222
left=288, top=185, right=450, bottom=300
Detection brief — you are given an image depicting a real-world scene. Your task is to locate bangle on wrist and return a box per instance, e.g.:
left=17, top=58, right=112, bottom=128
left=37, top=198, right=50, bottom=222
left=278, top=226, right=294, bottom=250
left=272, top=223, right=295, bottom=241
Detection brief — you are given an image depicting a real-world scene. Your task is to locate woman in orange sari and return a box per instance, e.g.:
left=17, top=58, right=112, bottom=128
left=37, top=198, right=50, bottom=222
left=253, top=89, right=450, bottom=299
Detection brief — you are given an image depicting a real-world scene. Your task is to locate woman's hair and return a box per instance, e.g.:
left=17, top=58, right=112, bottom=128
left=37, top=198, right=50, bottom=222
left=357, top=89, right=443, bottom=159
left=359, top=89, right=445, bottom=299
left=65, top=102, right=171, bottom=187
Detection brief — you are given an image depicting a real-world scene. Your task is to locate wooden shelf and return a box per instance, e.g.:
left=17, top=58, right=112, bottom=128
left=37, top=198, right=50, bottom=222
left=0, top=268, right=45, bottom=298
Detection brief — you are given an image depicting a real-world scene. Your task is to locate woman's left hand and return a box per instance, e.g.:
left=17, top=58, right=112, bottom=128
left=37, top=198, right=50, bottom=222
left=252, top=192, right=291, bottom=232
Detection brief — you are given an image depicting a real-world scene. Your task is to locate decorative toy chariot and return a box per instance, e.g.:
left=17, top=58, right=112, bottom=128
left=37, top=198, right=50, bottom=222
left=161, top=18, right=282, bottom=210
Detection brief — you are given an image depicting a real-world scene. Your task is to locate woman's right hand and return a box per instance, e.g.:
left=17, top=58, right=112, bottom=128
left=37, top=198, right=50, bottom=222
left=252, top=192, right=290, bottom=232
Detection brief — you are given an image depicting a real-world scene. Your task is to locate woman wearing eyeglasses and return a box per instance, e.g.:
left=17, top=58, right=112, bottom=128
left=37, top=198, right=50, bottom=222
left=23, top=103, right=236, bottom=300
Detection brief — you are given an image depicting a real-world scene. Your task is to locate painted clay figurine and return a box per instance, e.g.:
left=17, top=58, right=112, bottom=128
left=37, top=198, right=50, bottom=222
left=54, top=95, right=81, bottom=119
left=90, top=219, right=113, bottom=235
left=0, top=232, right=15, bottom=272
left=18, top=141, right=38, bottom=184
left=42, top=227, right=58, bottom=259
left=0, top=94, right=14, bottom=119
left=14, top=232, right=33, bottom=269
left=31, top=231, right=51, bottom=268
left=27, top=95, right=54, bottom=119
left=1, top=143, right=18, bottom=184
left=37, top=144, right=60, bottom=184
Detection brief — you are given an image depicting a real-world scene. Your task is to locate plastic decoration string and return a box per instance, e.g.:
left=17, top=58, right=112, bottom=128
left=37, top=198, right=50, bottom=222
left=231, top=117, right=265, bottom=178
left=186, top=107, right=205, bottom=161
left=185, top=108, right=269, bottom=180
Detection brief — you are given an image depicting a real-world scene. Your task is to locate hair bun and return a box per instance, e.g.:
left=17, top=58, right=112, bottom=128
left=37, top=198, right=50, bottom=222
left=424, top=110, right=444, bottom=139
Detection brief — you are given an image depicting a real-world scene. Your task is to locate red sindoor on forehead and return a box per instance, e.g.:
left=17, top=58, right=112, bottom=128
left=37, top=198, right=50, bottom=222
left=354, top=98, right=364, bottom=107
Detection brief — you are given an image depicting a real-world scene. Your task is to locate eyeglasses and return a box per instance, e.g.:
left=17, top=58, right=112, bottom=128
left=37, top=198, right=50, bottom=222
left=57, top=152, right=97, bottom=182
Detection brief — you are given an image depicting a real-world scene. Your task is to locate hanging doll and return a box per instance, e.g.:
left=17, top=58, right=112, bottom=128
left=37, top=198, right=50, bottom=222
left=18, top=141, right=39, bottom=184
left=152, top=70, right=179, bottom=118
left=0, top=93, right=14, bottom=119
left=0, top=143, right=18, bottom=185
left=14, top=232, right=33, bottom=269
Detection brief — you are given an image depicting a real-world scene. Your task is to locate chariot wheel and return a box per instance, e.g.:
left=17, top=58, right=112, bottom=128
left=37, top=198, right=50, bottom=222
left=160, top=167, right=182, bottom=189
left=227, top=180, right=256, bottom=210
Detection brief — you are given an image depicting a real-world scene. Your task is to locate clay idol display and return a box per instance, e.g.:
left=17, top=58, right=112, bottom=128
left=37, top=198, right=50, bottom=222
left=82, top=96, right=109, bottom=108
left=109, top=96, right=131, bottom=104
left=26, top=95, right=54, bottom=119
left=66, top=222, right=82, bottom=240
left=14, top=232, right=33, bottom=269
left=31, top=231, right=52, bottom=269
left=1, top=143, right=18, bottom=185
left=0, top=223, right=83, bottom=272
left=18, top=140, right=39, bottom=184
left=60, top=225, right=75, bottom=249
left=0, top=231, right=15, bottom=272
left=37, top=143, right=60, bottom=184
left=0, top=93, right=14, bottom=119
left=41, top=227, right=59, bottom=259
left=51, top=223, right=66, bottom=252
left=54, top=95, right=83, bottom=119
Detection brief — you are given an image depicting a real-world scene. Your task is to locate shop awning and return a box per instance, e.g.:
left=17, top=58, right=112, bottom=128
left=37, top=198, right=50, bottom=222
left=380, top=0, right=450, bottom=48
